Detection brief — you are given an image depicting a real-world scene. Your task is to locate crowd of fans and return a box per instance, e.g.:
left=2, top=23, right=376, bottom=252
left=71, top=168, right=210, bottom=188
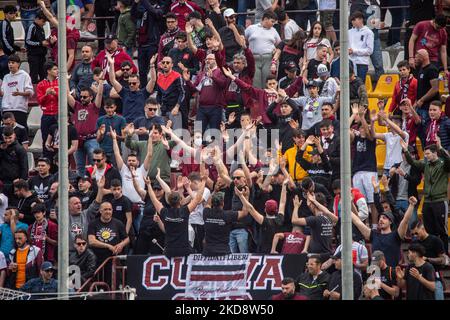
left=0, top=0, right=449, bottom=300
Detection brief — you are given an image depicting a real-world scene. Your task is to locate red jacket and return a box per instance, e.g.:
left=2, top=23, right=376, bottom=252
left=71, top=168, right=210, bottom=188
left=388, top=75, right=418, bottom=113
left=91, top=48, right=137, bottom=81
left=170, top=1, right=204, bottom=31
left=37, top=78, right=59, bottom=115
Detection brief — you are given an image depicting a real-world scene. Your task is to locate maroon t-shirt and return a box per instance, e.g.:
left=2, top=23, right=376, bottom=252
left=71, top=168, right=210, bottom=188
left=413, top=21, right=448, bottom=62
left=281, top=231, right=307, bottom=254
left=71, top=101, right=100, bottom=138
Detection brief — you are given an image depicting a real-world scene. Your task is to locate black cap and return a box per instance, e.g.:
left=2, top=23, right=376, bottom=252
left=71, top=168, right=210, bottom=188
left=380, top=211, right=394, bottom=224
left=4, top=5, right=17, bottom=14
left=105, top=34, right=118, bottom=43
left=152, top=182, right=162, bottom=190
left=306, top=80, right=319, bottom=88
left=77, top=174, right=92, bottom=183
left=284, top=61, right=298, bottom=72
left=331, top=251, right=342, bottom=260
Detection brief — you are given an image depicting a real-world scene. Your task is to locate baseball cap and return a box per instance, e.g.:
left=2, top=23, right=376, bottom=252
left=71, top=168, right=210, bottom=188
left=371, top=250, right=385, bottom=265
left=4, top=5, right=17, bottom=14
left=317, top=64, right=329, bottom=77
left=306, top=80, right=319, bottom=88
left=265, top=200, right=278, bottom=215
left=223, top=8, right=236, bottom=18
left=77, top=174, right=92, bottom=184
left=105, top=34, right=118, bottom=43
left=380, top=211, right=394, bottom=224
left=41, top=261, right=56, bottom=271
left=331, top=251, right=342, bottom=260
left=152, top=181, right=162, bottom=190
left=284, top=61, right=298, bottom=72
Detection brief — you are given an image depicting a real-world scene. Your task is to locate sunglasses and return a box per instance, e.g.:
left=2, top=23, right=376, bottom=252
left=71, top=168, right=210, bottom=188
left=129, top=82, right=138, bottom=85
left=43, top=269, right=54, bottom=273
left=227, top=15, right=236, bottom=19
left=233, top=176, right=244, bottom=180
left=93, top=158, right=104, bottom=162
left=122, top=68, right=131, bottom=71
left=76, top=242, right=87, bottom=246
left=105, top=106, right=115, bottom=109
left=147, top=108, right=157, bottom=111
left=80, top=95, right=90, bottom=99
left=161, top=61, right=171, bottom=65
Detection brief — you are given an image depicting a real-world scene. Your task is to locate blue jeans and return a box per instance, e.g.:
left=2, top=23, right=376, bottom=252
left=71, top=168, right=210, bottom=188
left=20, top=8, right=39, bottom=32
left=396, top=200, right=418, bottom=228
left=371, top=29, right=384, bottom=82
left=356, top=64, right=369, bottom=82
left=229, top=228, right=249, bottom=253
left=196, top=106, right=223, bottom=135
left=237, top=0, right=248, bottom=26
left=75, top=138, right=99, bottom=175
left=435, top=280, right=444, bottom=300
left=137, top=46, right=157, bottom=88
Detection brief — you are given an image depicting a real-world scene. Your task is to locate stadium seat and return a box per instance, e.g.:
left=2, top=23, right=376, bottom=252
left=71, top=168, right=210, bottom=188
left=27, top=152, right=35, bottom=170
left=439, top=72, right=449, bottom=95
left=27, top=107, right=43, bottom=133
left=391, top=51, right=404, bottom=70
left=382, top=51, right=392, bottom=71
left=28, top=129, right=43, bottom=154
left=365, top=75, right=373, bottom=93
left=368, top=74, right=399, bottom=98
left=376, top=141, right=386, bottom=171
left=11, top=21, right=25, bottom=40
left=20, top=61, right=30, bottom=74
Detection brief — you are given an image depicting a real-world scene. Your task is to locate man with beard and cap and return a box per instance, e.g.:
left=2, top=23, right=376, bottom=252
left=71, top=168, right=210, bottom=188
left=272, top=277, right=308, bottom=300
left=68, top=84, right=104, bottom=176
left=370, top=250, right=400, bottom=300
left=91, top=34, right=137, bottom=82
left=351, top=196, right=417, bottom=267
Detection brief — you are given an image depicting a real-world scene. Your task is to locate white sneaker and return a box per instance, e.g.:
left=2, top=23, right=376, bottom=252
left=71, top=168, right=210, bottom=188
left=80, top=31, right=96, bottom=39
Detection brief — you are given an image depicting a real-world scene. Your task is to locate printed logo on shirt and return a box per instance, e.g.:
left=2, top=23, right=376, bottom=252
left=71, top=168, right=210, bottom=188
left=116, top=206, right=123, bottom=211
left=7, top=81, right=18, bottom=88
left=356, top=140, right=367, bottom=153
left=71, top=223, right=83, bottom=235
left=97, top=227, right=117, bottom=243
left=34, top=183, right=49, bottom=200
left=78, top=109, right=88, bottom=121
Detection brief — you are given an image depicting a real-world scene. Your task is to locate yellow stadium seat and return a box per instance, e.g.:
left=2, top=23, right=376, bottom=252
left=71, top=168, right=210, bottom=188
left=368, top=98, right=378, bottom=111
left=416, top=137, right=424, bottom=160
left=368, top=74, right=400, bottom=99
left=418, top=194, right=424, bottom=219
left=366, top=75, right=373, bottom=93
left=376, top=141, right=386, bottom=170
left=0, top=11, right=4, bottom=21
left=438, top=72, right=449, bottom=95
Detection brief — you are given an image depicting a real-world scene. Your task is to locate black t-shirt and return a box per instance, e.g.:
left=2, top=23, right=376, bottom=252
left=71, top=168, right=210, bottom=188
left=409, top=0, right=435, bottom=26
left=87, top=217, right=128, bottom=263
left=307, top=60, right=330, bottom=81
left=28, top=174, right=56, bottom=202
left=258, top=214, right=285, bottom=253
left=352, top=135, right=377, bottom=173
left=416, top=64, right=440, bottom=109
left=370, top=230, right=402, bottom=267
left=76, top=190, right=95, bottom=210
left=230, top=183, right=254, bottom=230
left=219, top=25, right=245, bottom=63
left=379, top=265, right=397, bottom=300
left=160, top=206, right=192, bottom=257
left=203, top=207, right=238, bottom=256
left=18, top=194, right=41, bottom=225
left=106, top=194, right=132, bottom=228
left=305, top=214, right=333, bottom=254
left=48, top=123, right=78, bottom=149
left=405, top=262, right=435, bottom=300
left=327, top=269, right=362, bottom=299
left=0, top=125, right=29, bottom=146
left=414, top=235, right=445, bottom=272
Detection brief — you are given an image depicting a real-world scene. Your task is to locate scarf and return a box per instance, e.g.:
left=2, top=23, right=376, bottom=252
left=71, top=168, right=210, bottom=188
left=426, top=117, right=441, bottom=146
left=30, top=218, right=48, bottom=259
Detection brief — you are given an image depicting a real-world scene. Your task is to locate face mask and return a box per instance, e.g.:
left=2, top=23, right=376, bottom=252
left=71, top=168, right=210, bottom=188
left=194, top=138, right=202, bottom=147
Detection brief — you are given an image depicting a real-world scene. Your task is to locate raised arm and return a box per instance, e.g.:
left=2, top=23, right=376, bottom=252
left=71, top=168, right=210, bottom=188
left=351, top=209, right=371, bottom=240
left=291, top=196, right=306, bottom=226
left=107, top=55, right=123, bottom=94
left=131, top=168, right=147, bottom=200
left=110, top=128, right=124, bottom=170
left=271, top=233, right=285, bottom=254
left=161, top=125, right=194, bottom=154
left=185, top=24, right=198, bottom=55
left=235, top=187, right=264, bottom=225
left=145, top=177, right=164, bottom=214
left=381, top=111, right=408, bottom=140
left=155, top=168, right=172, bottom=195
left=205, top=18, right=224, bottom=51
left=94, top=77, right=105, bottom=108
left=143, top=136, right=153, bottom=171
left=146, top=54, right=158, bottom=93
left=397, top=196, right=417, bottom=240
left=307, top=193, right=338, bottom=224
left=278, top=180, right=288, bottom=216
left=187, top=177, right=207, bottom=213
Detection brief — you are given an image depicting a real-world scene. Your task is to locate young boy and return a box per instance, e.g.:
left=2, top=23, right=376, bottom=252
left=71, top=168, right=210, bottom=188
left=388, top=60, right=418, bottom=115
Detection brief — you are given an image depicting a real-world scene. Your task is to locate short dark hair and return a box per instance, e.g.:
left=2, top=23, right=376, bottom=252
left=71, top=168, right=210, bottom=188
left=74, top=234, right=86, bottom=243
left=350, top=11, right=365, bottom=21
left=292, top=129, right=306, bottom=138
left=37, top=157, right=51, bottom=165
left=152, top=124, right=163, bottom=134
left=281, top=277, right=295, bottom=286
left=262, top=10, right=277, bottom=21
left=2, top=126, right=14, bottom=136
left=301, top=177, right=314, bottom=191
left=111, top=179, right=122, bottom=188
left=188, top=172, right=201, bottom=182
left=410, top=220, right=423, bottom=230
left=265, top=74, right=277, bottom=82
left=187, top=11, right=202, bottom=20
left=120, top=61, right=132, bottom=68
left=2, top=112, right=15, bottom=121
left=93, top=67, right=103, bottom=76
left=145, top=97, right=159, bottom=106
left=430, top=100, right=442, bottom=108
left=274, top=8, right=287, bottom=21
left=93, top=148, right=106, bottom=157
left=397, top=60, right=410, bottom=70
left=79, top=87, right=94, bottom=97
left=331, top=179, right=340, bottom=190
left=408, top=243, right=426, bottom=257
left=44, top=61, right=57, bottom=72
left=424, top=144, right=438, bottom=153
left=434, top=14, right=447, bottom=28
left=104, top=98, right=116, bottom=107
left=175, top=31, right=187, bottom=41
left=315, top=192, right=327, bottom=206
left=322, top=102, right=333, bottom=109
left=8, top=54, right=21, bottom=64
left=36, top=11, right=47, bottom=21
left=165, top=13, right=177, bottom=21
left=317, top=43, right=328, bottom=51
left=13, top=179, right=29, bottom=191
left=31, top=203, right=47, bottom=215
left=319, top=119, right=333, bottom=128
left=15, top=229, right=28, bottom=241
left=4, top=5, right=18, bottom=14
left=308, top=255, right=322, bottom=265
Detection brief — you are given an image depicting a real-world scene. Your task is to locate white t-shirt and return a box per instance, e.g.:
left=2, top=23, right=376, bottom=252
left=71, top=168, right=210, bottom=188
left=189, top=188, right=211, bottom=226
left=0, top=193, right=8, bottom=224
left=304, top=38, right=331, bottom=61
left=120, top=165, right=148, bottom=203
left=284, top=19, right=300, bottom=40
left=1, top=70, right=34, bottom=113
left=0, top=251, right=6, bottom=271
left=94, top=167, right=106, bottom=182
left=383, top=132, right=409, bottom=169
left=245, top=24, right=281, bottom=55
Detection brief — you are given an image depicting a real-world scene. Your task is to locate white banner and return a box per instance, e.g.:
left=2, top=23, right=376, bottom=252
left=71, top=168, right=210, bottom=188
left=185, top=254, right=249, bottom=299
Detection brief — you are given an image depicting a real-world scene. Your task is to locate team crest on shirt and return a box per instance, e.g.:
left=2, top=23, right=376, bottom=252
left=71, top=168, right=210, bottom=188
left=97, top=227, right=117, bottom=242
left=78, top=109, right=88, bottom=121
left=71, top=223, right=83, bottom=235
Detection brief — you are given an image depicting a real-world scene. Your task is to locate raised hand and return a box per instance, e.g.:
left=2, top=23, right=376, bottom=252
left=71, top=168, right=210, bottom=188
left=305, top=135, right=315, bottom=145
left=97, top=175, right=106, bottom=189
left=409, top=267, right=421, bottom=280
left=228, top=112, right=236, bottom=124
left=161, top=135, right=169, bottom=149
left=436, top=135, right=442, bottom=149
left=380, top=175, right=389, bottom=189
left=144, top=176, right=151, bottom=186
left=125, top=123, right=135, bottom=136
left=293, top=195, right=301, bottom=208
left=182, top=68, right=191, bottom=82
left=156, top=168, right=161, bottom=179
left=408, top=196, right=418, bottom=206
left=288, top=119, right=299, bottom=129
left=185, top=23, right=193, bottom=34
left=110, top=127, right=117, bottom=140
left=395, top=166, right=406, bottom=177
left=351, top=103, right=359, bottom=115
left=205, top=18, right=214, bottom=29
left=150, top=53, right=158, bottom=65
left=395, top=266, right=404, bottom=279
left=98, top=124, right=106, bottom=135
left=371, top=175, right=380, bottom=192
left=399, top=138, right=408, bottom=152
left=222, top=67, right=234, bottom=79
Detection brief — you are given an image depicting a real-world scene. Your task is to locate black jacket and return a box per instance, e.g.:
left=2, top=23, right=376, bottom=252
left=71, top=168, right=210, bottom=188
left=69, top=248, right=97, bottom=283
left=131, top=0, right=165, bottom=47
left=327, top=269, right=363, bottom=300
left=296, top=271, right=330, bottom=300
left=0, top=140, right=28, bottom=182
left=296, top=149, right=332, bottom=188
left=0, top=19, right=20, bottom=55
left=321, top=134, right=340, bottom=182
left=267, top=101, right=301, bottom=153
left=25, top=22, right=47, bottom=56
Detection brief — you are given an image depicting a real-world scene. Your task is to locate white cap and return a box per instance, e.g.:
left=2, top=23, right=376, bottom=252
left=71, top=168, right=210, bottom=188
left=223, top=8, right=236, bottom=18
left=317, top=64, right=329, bottom=77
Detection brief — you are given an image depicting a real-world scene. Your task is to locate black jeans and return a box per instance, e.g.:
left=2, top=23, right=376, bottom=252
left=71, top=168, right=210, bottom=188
left=137, top=46, right=157, bottom=88
left=94, top=1, right=115, bottom=51
left=422, top=201, right=449, bottom=253
left=41, top=114, right=58, bottom=159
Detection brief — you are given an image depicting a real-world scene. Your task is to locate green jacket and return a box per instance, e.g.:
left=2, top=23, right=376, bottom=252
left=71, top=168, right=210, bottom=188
left=125, top=135, right=174, bottom=183
left=117, top=9, right=136, bottom=49
left=405, top=148, right=450, bottom=203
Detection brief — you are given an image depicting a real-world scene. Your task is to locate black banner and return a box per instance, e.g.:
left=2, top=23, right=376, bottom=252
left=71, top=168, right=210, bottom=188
left=127, top=254, right=307, bottom=300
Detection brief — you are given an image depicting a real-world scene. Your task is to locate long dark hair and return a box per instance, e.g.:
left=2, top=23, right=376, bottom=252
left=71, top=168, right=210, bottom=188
left=286, top=29, right=307, bottom=50
left=307, top=21, right=326, bottom=42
